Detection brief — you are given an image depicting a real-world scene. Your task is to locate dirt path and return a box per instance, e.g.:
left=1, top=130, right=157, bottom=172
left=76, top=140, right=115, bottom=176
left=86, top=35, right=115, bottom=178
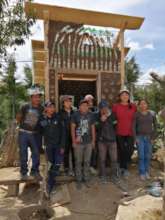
left=0, top=161, right=163, bottom=220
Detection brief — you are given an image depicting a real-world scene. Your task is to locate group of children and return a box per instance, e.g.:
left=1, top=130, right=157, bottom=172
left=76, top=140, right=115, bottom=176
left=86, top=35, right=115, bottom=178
left=16, top=85, right=157, bottom=196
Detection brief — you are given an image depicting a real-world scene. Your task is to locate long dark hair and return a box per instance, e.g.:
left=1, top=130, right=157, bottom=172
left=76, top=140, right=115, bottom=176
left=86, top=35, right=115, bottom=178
left=118, top=92, right=132, bottom=109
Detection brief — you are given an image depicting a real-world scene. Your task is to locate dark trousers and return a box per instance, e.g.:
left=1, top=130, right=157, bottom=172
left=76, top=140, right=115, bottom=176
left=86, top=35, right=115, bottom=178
left=64, top=139, right=75, bottom=171
left=46, top=145, right=63, bottom=192
left=18, top=131, right=40, bottom=175
left=98, top=141, right=118, bottom=177
left=90, top=147, right=98, bottom=168
left=117, top=135, right=134, bottom=170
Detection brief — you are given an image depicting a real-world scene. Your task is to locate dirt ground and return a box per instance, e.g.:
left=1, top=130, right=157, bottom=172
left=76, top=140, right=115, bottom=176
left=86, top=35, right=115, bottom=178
left=0, top=159, right=163, bottom=220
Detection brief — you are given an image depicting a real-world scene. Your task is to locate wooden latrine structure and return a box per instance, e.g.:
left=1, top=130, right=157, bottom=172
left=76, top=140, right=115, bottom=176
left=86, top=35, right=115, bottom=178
left=25, top=2, right=144, bottom=108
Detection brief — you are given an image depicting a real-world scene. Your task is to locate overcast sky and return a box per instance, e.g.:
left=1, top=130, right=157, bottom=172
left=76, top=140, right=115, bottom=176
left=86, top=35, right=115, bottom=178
left=14, top=0, right=165, bottom=84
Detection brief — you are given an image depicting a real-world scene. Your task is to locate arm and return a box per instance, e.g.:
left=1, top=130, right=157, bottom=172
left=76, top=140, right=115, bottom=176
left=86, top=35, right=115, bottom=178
left=132, top=113, right=137, bottom=141
left=91, top=124, right=96, bottom=148
left=60, top=120, right=66, bottom=150
left=71, top=122, right=77, bottom=147
left=152, top=113, right=158, bottom=140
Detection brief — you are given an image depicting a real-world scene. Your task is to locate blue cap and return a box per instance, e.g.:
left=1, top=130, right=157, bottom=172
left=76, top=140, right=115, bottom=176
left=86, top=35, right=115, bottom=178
left=98, top=100, right=109, bottom=109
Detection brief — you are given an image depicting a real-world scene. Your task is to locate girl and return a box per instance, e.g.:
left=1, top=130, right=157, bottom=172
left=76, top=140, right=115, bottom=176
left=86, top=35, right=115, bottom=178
left=134, top=99, right=157, bottom=180
left=112, top=88, right=137, bottom=177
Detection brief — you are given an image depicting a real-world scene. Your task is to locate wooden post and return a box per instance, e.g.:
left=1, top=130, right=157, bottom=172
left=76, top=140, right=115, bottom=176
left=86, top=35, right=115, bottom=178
left=97, top=72, right=101, bottom=104
left=55, top=70, right=59, bottom=111
left=120, top=29, right=125, bottom=88
left=44, top=10, right=49, bottom=101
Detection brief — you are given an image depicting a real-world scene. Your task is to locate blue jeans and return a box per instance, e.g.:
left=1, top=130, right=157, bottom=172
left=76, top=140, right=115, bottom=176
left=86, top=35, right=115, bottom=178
left=137, top=136, right=152, bottom=175
left=18, top=131, right=40, bottom=175
left=46, top=145, right=63, bottom=193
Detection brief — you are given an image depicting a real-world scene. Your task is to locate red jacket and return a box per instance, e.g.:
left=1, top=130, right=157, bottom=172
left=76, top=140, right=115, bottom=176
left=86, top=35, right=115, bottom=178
left=112, top=103, right=137, bottom=136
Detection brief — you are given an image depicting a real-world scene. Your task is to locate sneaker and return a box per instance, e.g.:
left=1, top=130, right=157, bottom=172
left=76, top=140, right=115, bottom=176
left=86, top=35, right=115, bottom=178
left=76, top=181, right=82, bottom=190
left=122, top=169, right=130, bottom=178
left=20, top=174, right=29, bottom=181
left=90, top=167, right=98, bottom=176
left=31, top=173, right=43, bottom=181
left=111, top=176, right=121, bottom=185
left=100, top=176, right=108, bottom=184
left=140, top=175, right=146, bottom=181
left=145, top=173, right=151, bottom=180
left=68, top=170, right=75, bottom=177
left=84, top=180, right=91, bottom=188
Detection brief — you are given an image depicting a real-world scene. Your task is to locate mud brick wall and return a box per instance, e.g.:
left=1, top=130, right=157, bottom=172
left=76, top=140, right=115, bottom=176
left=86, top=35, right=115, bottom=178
left=101, top=72, right=121, bottom=106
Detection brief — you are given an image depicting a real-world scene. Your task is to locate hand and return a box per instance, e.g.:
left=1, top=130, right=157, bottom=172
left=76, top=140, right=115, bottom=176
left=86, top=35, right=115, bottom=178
left=72, top=142, right=77, bottom=148
left=101, top=115, right=107, bottom=122
left=92, top=141, right=95, bottom=149
left=151, top=139, right=155, bottom=145
left=60, top=148, right=64, bottom=155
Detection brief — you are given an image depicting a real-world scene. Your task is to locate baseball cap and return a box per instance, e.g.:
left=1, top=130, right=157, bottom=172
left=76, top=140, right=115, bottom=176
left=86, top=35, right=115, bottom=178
left=98, top=100, right=109, bottom=109
left=84, top=94, right=94, bottom=101
left=79, top=99, right=88, bottom=106
left=61, top=95, right=72, bottom=102
left=119, top=87, right=130, bottom=95
left=28, top=84, right=44, bottom=96
left=44, top=101, right=55, bottom=108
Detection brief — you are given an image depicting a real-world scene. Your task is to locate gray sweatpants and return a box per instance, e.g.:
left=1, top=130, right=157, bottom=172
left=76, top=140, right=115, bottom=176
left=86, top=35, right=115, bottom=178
left=74, top=143, right=93, bottom=182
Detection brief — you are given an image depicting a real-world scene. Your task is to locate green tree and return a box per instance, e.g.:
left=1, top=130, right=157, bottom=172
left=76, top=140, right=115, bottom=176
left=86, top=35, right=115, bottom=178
left=0, top=58, right=32, bottom=142
left=0, top=0, right=34, bottom=62
left=125, top=56, right=141, bottom=93
left=134, top=80, right=165, bottom=112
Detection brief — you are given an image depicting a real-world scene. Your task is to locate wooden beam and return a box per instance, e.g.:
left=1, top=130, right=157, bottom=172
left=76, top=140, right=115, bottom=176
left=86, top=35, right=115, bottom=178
left=44, top=11, right=50, bottom=101
left=120, top=29, right=125, bottom=87
left=25, top=2, right=144, bottom=30
left=32, top=40, right=44, bottom=50
left=113, top=30, right=122, bottom=48
left=55, top=70, right=59, bottom=111
left=97, top=72, right=101, bottom=104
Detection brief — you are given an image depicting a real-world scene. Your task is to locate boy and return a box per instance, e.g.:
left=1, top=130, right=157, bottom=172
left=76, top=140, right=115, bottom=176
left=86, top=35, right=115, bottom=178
left=71, top=99, right=96, bottom=189
left=97, top=100, right=119, bottom=184
left=40, top=101, right=65, bottom=195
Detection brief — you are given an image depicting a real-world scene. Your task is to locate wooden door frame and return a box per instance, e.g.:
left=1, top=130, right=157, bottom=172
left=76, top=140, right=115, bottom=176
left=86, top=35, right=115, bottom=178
left=54, top=68, right=102, bottom=110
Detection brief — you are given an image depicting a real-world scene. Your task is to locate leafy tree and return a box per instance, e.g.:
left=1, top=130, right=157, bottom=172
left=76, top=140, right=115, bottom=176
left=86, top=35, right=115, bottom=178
left=0, top=0, right=34, bottom=64
left=134, top=80, right=165, bottom=112
left=125, top=56, right=141, bottom=93
left=0, top=57, right=32, bottom=141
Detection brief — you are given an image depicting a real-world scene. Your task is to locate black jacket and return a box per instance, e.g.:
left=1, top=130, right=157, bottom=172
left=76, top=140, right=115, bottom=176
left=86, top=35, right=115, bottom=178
left=40, top=113, right=65, bottom=148
left=97, top=112, right=117, bottom=143
left=59, top=108, right=75, bottom=142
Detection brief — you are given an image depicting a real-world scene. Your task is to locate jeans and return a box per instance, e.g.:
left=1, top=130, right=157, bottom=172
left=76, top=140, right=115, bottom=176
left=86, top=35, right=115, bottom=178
left=117, top=136, right=134, bottom=170
left=98, top=142, right=118, bottom=177
left=137, top=135, right=152, bottom=175
left=74, top=143, right=93, bottom=182
left=18, top=131, right=40, bottom=175
left=46, top=145, right=63, bottom=192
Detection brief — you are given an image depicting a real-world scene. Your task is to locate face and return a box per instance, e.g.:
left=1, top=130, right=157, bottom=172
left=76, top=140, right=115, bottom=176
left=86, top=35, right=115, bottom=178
left=64, top=99, right=72, bottom=109
left=45, top=105, right=56, bottom=115
left=100, top=107, right=109, bottom=116
left=120, top=92, right=130, bottom=103
left=139, top=100, right=148, bottom=111
left=79, top=103, right=89, bottom=113
left=31, top=94, right=41, bottom=106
